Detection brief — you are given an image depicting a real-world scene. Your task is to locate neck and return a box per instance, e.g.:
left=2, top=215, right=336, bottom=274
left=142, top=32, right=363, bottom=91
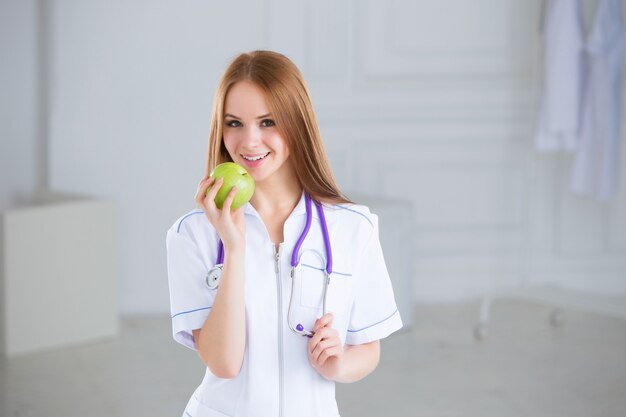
left=250, top=175, right=302, bottom=216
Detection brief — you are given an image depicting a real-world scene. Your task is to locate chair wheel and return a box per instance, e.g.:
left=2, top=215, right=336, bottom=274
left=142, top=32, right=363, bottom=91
left=474, top=323, right=488, bottom=341
left=549, top=308, right=565, bottom=327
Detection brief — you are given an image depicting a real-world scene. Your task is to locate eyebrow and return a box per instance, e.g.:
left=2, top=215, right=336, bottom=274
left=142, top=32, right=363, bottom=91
left=224, top=113, right=272, bottom=120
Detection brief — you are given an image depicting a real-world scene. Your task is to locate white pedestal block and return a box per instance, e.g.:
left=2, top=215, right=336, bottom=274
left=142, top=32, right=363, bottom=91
left=352, top=195, right=415, bottom=330
left=1, top=195, right=118, bottom=356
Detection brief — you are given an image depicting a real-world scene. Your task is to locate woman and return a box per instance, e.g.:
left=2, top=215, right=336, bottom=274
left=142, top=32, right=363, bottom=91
left=167, top=50, right=402, bottom=417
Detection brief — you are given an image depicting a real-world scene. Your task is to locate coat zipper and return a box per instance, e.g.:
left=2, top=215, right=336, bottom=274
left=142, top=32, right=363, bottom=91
left=274, top=245, right=284, bottom=417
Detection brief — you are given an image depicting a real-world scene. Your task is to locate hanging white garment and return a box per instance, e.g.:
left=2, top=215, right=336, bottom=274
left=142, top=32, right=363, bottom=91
left=535, top=0, right=585, bottom=152
left=570, top=0, right=625, bottom=200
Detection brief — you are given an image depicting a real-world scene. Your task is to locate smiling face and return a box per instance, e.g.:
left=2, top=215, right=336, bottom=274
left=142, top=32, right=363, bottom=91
left=222, top=81, right=295, bottom=186
left=206, top=51, right=350, bottom=205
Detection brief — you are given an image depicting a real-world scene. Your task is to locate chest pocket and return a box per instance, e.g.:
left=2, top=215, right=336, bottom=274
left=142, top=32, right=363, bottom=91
left=298, top=249, right=354, bottom=316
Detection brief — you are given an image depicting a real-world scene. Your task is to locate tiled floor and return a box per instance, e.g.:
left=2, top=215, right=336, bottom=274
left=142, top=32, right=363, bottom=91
left=2, top=299, right=625, bottom=417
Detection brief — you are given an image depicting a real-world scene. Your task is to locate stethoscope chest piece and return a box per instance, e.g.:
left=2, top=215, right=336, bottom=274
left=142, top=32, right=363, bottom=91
left=206, top=264, right=223, bottom=289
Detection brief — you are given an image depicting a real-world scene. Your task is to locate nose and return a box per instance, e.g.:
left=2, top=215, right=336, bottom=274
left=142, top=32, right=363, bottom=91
left=242, top=125, right=262, bottom=147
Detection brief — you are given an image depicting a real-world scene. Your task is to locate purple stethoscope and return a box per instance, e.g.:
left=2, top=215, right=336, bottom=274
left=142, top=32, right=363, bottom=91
left=205, top=193, right=332, bottom=337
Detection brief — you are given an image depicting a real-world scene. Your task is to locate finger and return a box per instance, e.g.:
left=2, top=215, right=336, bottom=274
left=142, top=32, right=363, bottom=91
left=310, top=341, right=327, bottom=364
left=196, top=176, right=212, bottom=191
left=311, top=338, right=337, bottom=358
left=311, top=340, right=340, bottom=365
left=314, top=326, right=338, bottom=343
left=195, top=177, right=215, bottom=204
left=308, top=327, right=338, bottom=355
left=307, top=335, right=318, bottom=356
left=314, top=313, right=334, bottom=332
left=317, top=346, right=342, bottom=366
left=196, top=176, right=216, bottom=202
left=317, top=348, right=332, bottom=365
left=308, top=328, right=326, bottom=352
left=313, top=327, right=334, bottom=343
left=203, top=177, right=224, bottom=207
left=221, top=185, right=238, bottom=213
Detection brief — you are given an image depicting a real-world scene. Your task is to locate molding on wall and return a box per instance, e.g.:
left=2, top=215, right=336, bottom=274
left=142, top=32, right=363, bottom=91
left=43, top=0, right=625, bottom=312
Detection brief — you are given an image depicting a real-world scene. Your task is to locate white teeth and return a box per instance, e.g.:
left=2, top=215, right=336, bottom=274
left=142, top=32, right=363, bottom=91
left=242, top=153, right=269, bottom=161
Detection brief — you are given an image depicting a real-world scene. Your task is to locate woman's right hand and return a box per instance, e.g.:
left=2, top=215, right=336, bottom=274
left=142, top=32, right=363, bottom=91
left=195, top=176, right=246, bottom=254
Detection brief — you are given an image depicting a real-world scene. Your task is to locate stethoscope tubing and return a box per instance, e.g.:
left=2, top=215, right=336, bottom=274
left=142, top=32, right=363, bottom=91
left=214, top=194, right=332, bottom=274
left=212, top=193, right=333, bottom=337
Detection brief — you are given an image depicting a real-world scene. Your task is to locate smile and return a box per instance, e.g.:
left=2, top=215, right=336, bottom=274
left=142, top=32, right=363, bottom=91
left=242, top=152, right=270, bottom=162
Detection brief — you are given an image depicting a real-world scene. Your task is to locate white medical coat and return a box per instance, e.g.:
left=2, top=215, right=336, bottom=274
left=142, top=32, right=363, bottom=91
left=570, top=0, right=625, bottom=200
left=167, top=193, right=403, bottom=417
left=535, top=0, right=586, bottom=152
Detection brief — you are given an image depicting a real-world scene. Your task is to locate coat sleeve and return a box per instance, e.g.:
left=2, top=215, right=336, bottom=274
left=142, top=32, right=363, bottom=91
left=166, top=227, right=217, bottom=350
left=345, top=214, right=403, bottom=345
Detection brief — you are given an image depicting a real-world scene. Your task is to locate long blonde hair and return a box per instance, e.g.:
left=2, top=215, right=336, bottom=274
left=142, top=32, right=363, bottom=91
left=206, top=50, right=350, bottom=205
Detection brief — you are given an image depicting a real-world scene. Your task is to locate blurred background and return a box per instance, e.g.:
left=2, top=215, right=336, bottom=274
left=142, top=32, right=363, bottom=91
left=1, top=0, right=626, bottom=416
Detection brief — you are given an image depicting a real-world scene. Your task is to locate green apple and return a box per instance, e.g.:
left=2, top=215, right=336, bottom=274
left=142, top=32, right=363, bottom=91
left=207, top=162, right=255, bottom=209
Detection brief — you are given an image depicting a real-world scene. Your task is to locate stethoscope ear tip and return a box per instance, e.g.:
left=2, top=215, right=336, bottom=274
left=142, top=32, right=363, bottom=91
left=295, top=323, right=314, bottom=337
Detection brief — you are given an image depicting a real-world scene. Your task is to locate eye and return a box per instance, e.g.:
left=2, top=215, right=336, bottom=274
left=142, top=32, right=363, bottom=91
left=225, top=119, right=242, bottom=128
left=260, top=119, right=275, bottom=127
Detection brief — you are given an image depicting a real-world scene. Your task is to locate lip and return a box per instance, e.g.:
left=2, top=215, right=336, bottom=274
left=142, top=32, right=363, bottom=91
left=240, top=152, right=270, bottom=168
left=241, top=152, right=270, bottom=160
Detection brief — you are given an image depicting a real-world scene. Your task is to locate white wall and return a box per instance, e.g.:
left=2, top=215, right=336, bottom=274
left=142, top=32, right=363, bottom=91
left=0, top=0, right=42, bottom=210
left=37, top=0, right=626, bottom=314
left=47, top=0, right=273, bottom=314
